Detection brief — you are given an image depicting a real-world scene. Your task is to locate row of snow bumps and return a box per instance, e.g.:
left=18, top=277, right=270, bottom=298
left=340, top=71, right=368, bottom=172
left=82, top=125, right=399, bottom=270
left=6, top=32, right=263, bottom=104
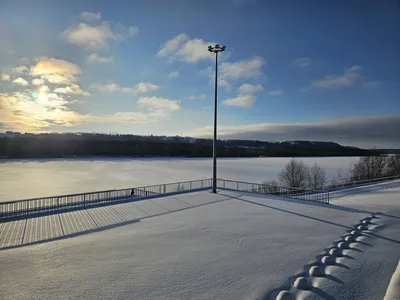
left=275, top=212, right=381, bottom=300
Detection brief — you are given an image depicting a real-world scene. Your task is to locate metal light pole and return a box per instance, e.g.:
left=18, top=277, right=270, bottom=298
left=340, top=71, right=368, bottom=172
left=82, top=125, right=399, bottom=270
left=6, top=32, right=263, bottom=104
left=208, top=44, right=226, bottom=193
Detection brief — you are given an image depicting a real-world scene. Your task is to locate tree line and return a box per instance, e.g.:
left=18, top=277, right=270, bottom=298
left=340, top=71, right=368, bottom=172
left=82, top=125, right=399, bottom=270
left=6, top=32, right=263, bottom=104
left=0, top=133, right=380, bottom=158
left=262, top=155, right=400, bottom=191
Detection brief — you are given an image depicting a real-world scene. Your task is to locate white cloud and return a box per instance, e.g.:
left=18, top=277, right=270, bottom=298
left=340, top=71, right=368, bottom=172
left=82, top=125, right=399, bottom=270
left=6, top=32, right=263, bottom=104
left=269, top=90, right=283, bottom=96
left=89, top=83, right=120, bottom=93
left=35, top=92, right=69, bottom=109
left=217, top=79, right=232, bottom=92
left=0, top=92, right=180, bottom=132
left=138, top=96, right=180, bottom=111
left=220, top=56, right=265, bottom=80
left=61, top=23, right=114, bottom=51
left=1, top=73, right=10, bottom=81
left=177, top=38, right=215, bottom=63
left=308, top=65, right=362, bottom=91
left=30, top=57, right=81, bottom=85
left=362, top=81, right=381, bottom=89
left=86, top=53, right=114, bottom=64
left=32, top=78, right=45, bottom=86
left=90, top=82, right=160, bottom=94
left=12, top=65, right=29, bottom=75
left=157, top=34, right=189, bottom=57
left=201, top=67, right=232, bottom=91
left=12, top=77, right=29, bottom=86
left=19, top=57, right=30, bottom=64
left=137, top=96, right=181, bottom=119
left=81, top=12, right=101, bottom=22
left=39, top=85, right=50, bottom=93
left=188, top=94, right=207, bottom=100
left=42, top=74, right=76, bottom=85
left=0, top=92, right=152, bottom=132
left=168, top=71, right=180, bottom=78
left=222, top=95, right=255, bottom=108
left=346, top=65, right=363, bottom=73
left=61, top=17, right=139, bottom=52
left=134, top=82, right=160, bottom=93
left=128, top=26, right=139, bottom=37
left=238, top=83, right=263, bottom=94
left=291, top=57, right=311, bottom=68
left=223, top=83, right=262, bottom=108
left=157, top=34, right=216, bottom=63
left=54, top=84, right=91, bottom=96
left=202, top=56, right=264, bottom=93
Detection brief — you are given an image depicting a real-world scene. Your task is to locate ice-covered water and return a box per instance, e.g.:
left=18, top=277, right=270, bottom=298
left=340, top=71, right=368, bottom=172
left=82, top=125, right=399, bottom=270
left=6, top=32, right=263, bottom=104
left=0, top=156, right=358, bottom=202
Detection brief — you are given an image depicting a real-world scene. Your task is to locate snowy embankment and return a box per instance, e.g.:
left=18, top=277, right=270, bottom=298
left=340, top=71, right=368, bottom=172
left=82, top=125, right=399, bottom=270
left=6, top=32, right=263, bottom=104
left=1, top=184, right=399, bottom=300
left=384, top=260, right=400, bottom=300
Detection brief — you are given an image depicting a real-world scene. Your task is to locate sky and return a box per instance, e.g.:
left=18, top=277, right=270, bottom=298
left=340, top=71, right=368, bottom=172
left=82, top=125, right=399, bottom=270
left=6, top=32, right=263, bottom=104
left=0, top=0, right=399, bottom=148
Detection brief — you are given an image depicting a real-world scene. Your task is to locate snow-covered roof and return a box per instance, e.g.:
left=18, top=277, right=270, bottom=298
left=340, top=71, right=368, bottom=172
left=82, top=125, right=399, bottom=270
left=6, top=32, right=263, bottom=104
left=1, top=186, right=399, bottom=300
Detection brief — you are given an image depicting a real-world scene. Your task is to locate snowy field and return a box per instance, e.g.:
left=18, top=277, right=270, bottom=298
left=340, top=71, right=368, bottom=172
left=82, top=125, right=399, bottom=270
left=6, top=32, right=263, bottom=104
left=0, top=156, right=358, bottom=202
left=1, top=184, right=399, bottom=300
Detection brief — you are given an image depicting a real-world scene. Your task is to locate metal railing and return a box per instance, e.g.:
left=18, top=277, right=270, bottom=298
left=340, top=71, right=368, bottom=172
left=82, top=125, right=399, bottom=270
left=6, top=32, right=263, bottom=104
left=326, top=175, right=400, bottom=190
left=0, top=178, right=212, bottom=220
left=3, top=174, right=399, bottom=221
left=216, top=179, right=330, bottom=203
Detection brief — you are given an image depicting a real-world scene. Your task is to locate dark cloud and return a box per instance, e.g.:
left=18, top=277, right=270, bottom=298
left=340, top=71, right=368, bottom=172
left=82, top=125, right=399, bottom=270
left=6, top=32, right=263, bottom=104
left=191, top=115, right=400, bottom=149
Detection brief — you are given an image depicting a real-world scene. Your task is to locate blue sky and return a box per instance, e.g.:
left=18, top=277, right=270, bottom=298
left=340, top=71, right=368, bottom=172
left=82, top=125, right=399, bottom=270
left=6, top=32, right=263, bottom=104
left=0, top=0, right=399, bottom=148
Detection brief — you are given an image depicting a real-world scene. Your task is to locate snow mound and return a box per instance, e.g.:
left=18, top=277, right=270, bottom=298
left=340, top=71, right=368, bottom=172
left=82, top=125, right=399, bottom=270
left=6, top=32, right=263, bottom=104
left=294, top=277, right=311, bottom=290
left=328, top=248, right=341, bottom=257
left=276, top=290, right=294, bottom=300
left=308, top=266, right=324, bottom=277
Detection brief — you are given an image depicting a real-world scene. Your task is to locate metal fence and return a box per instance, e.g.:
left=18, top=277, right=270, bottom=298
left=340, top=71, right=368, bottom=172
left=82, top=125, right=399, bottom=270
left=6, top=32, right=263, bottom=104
left=326, top=175, right=400, bottom=191
left=0, top=178, right=212, bottom=220
left=3, top=174, right=399, bottom=221
left=216, top=179, right=330, bottom=203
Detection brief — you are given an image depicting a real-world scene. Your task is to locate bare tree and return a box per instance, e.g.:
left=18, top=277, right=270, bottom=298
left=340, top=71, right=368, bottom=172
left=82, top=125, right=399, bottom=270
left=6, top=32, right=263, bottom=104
left=330, top=167, right=352, bottom=187
left=350, top=156, right=388, bottom=181
left=278, top=159, right=309, bottom=189
left=260, top=180, right=281, bottom=194
left=307, top=163, right=327, bottom=189
left=386, top=155, right=400, bottom=176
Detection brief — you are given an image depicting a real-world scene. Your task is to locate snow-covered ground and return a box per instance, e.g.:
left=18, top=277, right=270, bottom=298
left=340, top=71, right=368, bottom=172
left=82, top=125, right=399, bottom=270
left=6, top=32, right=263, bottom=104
left=1, top=184, right=399, bottom=300
left=0, top=156, right=357, bottom=202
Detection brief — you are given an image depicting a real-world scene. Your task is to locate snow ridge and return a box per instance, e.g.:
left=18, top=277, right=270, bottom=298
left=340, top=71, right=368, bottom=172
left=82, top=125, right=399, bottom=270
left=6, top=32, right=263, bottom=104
left=272, top=213, right=382, bottom=300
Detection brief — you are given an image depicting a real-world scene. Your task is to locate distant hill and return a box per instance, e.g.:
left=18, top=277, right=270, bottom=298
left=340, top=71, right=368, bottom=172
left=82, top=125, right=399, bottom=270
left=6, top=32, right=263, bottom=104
left=0, top=132, right=381, bottom=158
left=373, top=149, right=400, bottom=155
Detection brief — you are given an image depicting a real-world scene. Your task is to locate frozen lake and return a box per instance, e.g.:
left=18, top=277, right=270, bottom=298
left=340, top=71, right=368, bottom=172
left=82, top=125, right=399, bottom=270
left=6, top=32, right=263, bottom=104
left=0, top=156, right=358, bottom=202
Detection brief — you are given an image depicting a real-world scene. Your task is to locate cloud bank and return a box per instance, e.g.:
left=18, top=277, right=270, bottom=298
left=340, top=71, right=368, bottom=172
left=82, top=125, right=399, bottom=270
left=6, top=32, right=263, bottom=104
left=185, top=115, right=400, bottom=149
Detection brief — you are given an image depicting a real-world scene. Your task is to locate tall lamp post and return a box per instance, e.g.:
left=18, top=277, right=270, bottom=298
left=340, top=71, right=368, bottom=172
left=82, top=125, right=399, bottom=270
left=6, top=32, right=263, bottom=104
left=208, top=44, right=226, bottom=193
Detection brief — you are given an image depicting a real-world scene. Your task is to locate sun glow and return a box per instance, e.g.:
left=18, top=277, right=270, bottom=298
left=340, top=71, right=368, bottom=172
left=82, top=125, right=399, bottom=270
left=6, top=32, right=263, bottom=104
left=32, top=85, right=50, bottom=102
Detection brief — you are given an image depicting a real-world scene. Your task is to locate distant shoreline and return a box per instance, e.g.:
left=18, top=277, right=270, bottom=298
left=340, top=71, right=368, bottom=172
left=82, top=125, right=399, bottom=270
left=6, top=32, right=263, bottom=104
left=0, top=154, right=367, bottom=161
